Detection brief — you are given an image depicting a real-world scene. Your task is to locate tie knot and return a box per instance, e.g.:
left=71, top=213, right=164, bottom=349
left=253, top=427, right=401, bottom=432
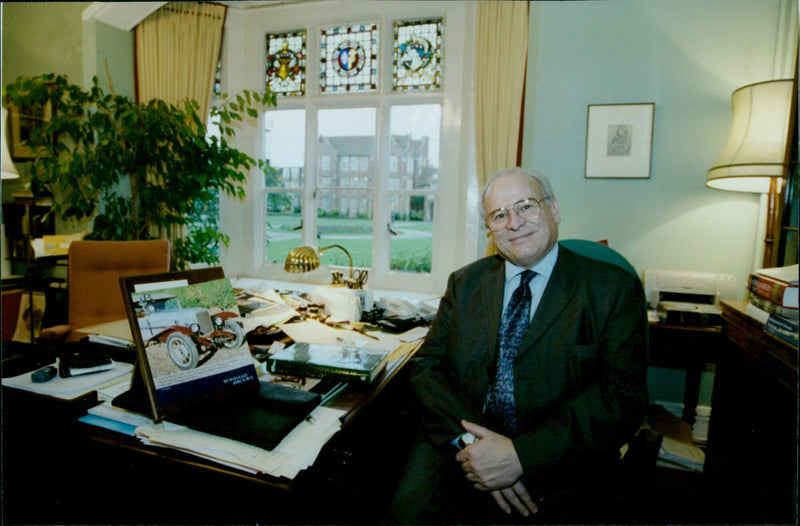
left=518, top=270, right=535, bottom=288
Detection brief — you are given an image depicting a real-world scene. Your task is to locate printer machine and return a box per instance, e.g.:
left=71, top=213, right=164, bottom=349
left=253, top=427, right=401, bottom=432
left=642, top=269, right=736, bottom=327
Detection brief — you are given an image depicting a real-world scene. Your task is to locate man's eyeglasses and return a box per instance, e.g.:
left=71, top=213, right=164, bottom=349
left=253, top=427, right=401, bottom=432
left=485, top=197, right=549, bottom=232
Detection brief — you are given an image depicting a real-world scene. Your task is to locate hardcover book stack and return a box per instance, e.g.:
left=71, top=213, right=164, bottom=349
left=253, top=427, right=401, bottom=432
left=266, top=342, right=391, bottom=384
left=747, top=264, right=798, bottom=348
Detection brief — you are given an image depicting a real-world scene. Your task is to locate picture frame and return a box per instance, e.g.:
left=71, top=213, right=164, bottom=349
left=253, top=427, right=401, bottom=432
left=118, top=267, right=255, bottom=422
left=8, top=100, right=53, bottom=161
left=585, top=103, right=654, bottom=179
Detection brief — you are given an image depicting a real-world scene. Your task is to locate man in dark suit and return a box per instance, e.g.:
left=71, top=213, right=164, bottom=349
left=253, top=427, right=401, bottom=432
left=389, top=167, right=648, bottom=523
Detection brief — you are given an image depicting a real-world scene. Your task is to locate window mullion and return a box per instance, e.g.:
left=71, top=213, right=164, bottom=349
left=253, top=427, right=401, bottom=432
left=372, top=101, right=392, bottom=276
left=304, top=104, right=319, bottom=247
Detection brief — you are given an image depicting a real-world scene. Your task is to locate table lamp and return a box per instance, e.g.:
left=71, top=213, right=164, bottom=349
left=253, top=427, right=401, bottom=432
left=2, top=107, right=20, bottom=180
left=284, top=244, right=366, bottom=289
left=706, top=79, right=795, bottom=268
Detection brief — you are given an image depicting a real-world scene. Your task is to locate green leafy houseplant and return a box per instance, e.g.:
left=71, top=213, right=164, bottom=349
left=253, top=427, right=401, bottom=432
left=4, top=74, right=277, bottom=269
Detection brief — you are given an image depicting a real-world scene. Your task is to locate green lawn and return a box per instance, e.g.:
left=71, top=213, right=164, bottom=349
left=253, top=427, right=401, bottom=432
left=266, top=214, right=432, bottom=272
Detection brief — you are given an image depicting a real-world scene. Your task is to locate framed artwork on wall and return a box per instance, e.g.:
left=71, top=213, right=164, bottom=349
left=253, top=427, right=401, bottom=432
left=8, top=100, right=52, bottom=161
left=585, top=102, right=654, bottom=179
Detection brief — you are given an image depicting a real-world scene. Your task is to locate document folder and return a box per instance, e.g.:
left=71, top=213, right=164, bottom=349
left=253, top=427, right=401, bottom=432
left=167, top=381, right=321, bottom=451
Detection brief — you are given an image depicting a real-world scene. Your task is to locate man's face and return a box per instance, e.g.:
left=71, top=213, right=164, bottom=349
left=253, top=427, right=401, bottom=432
left=484, top=173, right=561, bottom=268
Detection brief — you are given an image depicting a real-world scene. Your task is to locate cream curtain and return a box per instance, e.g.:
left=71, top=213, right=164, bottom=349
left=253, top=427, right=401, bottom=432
left=474, top=1, right=529, bottom=255
left=135, top=2, right=226, bottom=251
left=135, top=2, right=226, bottom=123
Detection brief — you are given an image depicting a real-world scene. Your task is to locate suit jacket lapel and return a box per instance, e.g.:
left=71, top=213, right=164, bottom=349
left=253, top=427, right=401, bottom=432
left=519, top=247, right=578, bottom=353
left=479, top=257, right=506, bottom=363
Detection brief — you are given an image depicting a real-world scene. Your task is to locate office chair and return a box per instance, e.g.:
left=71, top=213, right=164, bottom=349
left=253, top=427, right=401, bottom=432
left=37, top=240, right=170, bottom=343
left=559, top=238, right=637, bottom=275
left=559, top=238, right=663, bottom=518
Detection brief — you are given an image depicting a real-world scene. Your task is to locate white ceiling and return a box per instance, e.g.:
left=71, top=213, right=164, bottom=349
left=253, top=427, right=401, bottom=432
left=82, top=1, right=293, bottom=31
left=82, top=2, right=166, bottom=31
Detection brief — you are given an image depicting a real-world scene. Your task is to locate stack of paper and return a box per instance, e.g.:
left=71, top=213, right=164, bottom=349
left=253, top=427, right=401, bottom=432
left=75, top=318, right=134, bottom=348
left=2, top=362, right=134, bottom=400
left=657, top=436, right=706, bottom=471
left=81, top=400, right=153, bottom=435
left=82, top=386, right=345, bottom=479
left=135, top=405, right=344, bottom=478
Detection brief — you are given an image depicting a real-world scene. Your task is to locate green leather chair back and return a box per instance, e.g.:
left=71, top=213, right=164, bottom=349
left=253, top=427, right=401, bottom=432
left=559, top=239, right=637, bottom=277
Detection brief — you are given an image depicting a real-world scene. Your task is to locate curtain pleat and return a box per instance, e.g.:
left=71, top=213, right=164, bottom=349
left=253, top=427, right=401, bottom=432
left=135, top=2, right=226, bottom=123
left=134, top=2, right=226, bottom=256
left=474, top=1, right=529, bottom=255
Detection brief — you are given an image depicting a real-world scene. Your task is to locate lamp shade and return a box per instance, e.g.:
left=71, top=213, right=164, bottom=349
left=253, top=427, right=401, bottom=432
left=2, top=107, right=20, bottom=180
left=285, top=244, right=353, bottom=276
left=284, top=243, right=365, bottom=288
left=284, top=245, right=324, bottom=273
left=706, top=79, right=794, bottom=193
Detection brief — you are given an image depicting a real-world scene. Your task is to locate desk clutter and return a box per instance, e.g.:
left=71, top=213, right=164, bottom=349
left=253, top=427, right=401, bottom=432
left=81, top=378, right=347, bottom=479
left=2, top=343, right=134, bottom=400
left=2, top=270, right=432, bottom=482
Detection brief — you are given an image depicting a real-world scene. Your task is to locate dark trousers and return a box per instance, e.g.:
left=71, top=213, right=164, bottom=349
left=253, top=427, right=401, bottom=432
left=386, top=439, right=623, bottom=525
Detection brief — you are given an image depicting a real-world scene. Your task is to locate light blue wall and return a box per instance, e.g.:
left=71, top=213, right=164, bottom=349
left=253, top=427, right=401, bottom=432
left=524, top=0, right=793, bottom=289
left=522, top=0, right=796, bottom=406
left=82, top=18, right=135, bottom=99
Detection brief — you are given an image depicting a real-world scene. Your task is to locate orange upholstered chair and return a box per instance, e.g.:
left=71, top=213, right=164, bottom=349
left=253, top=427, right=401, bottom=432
left=38, top=240, right=170, bottom=343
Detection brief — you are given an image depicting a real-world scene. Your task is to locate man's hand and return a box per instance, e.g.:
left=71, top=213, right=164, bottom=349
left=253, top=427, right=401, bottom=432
left=455, top=420, right=538, bottom=516
left=455, top=420, right=522, bottom=489
left=490, top=482, right=538, bottom=517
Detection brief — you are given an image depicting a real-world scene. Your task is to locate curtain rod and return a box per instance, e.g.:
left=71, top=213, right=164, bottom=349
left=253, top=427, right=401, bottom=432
left=158, top=3, right=226, bottom=20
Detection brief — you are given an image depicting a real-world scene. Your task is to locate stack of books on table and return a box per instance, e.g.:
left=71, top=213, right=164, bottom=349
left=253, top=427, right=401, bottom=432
left=266, top=342, right=391, bottom=385
left=746, top=264, right=798, bottom=348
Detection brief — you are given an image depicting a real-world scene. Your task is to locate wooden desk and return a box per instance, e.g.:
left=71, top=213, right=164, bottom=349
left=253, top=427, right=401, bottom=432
left=648, top=321, right=723, bottom=426
left=703, top=300, right=798, bottom=523
left=1, top=341, right=420, bottom=524
left=642, top=304, right=797, bottom=523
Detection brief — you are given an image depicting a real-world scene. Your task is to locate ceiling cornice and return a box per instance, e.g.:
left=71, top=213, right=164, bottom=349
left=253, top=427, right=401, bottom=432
left=82, top=2, right=167, bottom=31
left=82, top=1, right=301, bottom=31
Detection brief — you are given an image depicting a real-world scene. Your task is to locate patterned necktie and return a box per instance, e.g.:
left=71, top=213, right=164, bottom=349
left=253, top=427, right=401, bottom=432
left=484, top=269, right=535, bottom=433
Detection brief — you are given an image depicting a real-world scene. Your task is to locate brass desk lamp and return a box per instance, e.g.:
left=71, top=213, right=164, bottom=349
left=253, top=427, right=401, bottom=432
left=284, top=244, right=367, bottom=289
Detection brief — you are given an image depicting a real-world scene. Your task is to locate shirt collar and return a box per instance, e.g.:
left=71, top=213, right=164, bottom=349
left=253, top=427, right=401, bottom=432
left=504, top=243, right=559, bottom=283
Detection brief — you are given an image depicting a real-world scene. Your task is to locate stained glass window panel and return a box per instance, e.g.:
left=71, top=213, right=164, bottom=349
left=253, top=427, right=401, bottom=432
left=393, top=18, right=442, bottom=91
left=266, top=30, right=306, bottom=97
left=319, top=23, right=379, bottom=93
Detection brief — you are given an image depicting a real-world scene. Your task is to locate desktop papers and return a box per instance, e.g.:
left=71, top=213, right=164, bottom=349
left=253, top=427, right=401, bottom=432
left=87, top=380, right=345, bottom=479
left=75, top=318, right=134, bottom=347
left=280, top=319, right=398, bottom=352
left=2, top=362, right=134, bottom=400
left=134, top=405, right=345, bottom=478
left=82, top=400, right=153, bottom=435
left=236, top=287, right=300, bottom=333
